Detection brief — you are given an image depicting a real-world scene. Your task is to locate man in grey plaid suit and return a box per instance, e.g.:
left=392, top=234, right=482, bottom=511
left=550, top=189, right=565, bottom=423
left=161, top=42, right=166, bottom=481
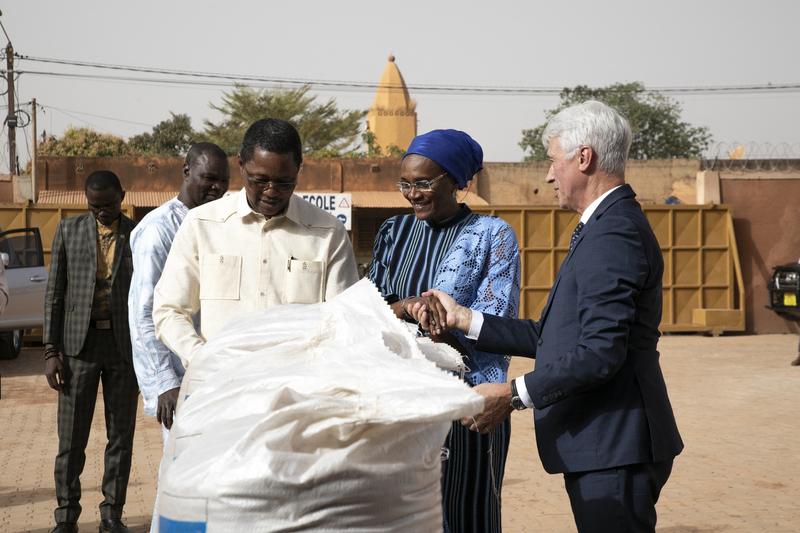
left=44, top=170, right=138, bottom=533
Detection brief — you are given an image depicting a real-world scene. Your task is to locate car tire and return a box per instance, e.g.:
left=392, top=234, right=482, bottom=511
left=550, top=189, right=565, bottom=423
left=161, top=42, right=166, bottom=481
left=0, top=330, right=23, bottom=359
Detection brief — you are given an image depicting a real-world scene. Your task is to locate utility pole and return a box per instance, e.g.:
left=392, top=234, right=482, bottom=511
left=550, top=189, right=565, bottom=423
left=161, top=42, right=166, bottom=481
left=31, top=97, right=37, bottom=203
left=5, top=42, right=15, bottom=176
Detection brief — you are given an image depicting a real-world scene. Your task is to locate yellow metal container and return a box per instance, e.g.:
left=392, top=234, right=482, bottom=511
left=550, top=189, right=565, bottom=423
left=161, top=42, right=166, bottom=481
left=473, top=205, right=745, bottom=334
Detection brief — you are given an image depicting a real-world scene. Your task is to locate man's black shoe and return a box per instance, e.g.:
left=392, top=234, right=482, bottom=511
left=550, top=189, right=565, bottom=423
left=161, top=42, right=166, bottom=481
left=98, top=518, right=129, bottom=533
left=50, top=524, right=78, bottom=533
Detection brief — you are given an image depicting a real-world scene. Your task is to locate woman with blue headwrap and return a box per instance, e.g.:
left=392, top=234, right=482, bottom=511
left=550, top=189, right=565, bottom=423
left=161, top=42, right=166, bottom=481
left=368, top=130, right=521, bottom=533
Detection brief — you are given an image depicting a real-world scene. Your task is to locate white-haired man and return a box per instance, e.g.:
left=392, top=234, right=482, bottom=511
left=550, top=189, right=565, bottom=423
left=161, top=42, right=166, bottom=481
left=413, top=100, right=683, bottom=533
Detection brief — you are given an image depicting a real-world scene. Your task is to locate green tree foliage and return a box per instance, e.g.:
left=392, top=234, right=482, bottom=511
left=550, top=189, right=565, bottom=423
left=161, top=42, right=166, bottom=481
left=520, top=82, right=712, bottom=161
left=361, top=130, right=381, bottom=157
left=384, top=144, right=405, bottom=157
left=352, top=130, right=404, bottom=158
left=128, top=112, right=196, bottom=156
left=39, top=127, right=129, bottom=157
left=203, top=84, right=367, bottom=157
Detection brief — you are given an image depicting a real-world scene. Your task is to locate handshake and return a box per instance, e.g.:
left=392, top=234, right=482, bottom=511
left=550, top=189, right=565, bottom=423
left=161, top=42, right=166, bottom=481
left=401, top=289, right=472, bottom=337
left=401, top=289, right=514, bottom=434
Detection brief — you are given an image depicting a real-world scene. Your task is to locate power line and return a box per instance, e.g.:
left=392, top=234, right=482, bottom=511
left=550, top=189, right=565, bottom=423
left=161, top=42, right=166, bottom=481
left=45, top=106, right=135, bottom=139
left=11, top=67, right=558, bottom=96
left=48, top=106, right=102, bottom=131
left=11, top=69, right=319, bottom=92
left=42, top=104, right=154, bottom=128
left=14, top=54, right=800, bottom=96
left=19, top=54, right=527, bottom=93
left=14, top=67, right=800, bottom=98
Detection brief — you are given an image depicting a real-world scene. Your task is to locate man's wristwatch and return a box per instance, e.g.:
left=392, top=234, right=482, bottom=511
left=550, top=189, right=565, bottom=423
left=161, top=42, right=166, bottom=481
left=510, top=379, right=528, bottom=411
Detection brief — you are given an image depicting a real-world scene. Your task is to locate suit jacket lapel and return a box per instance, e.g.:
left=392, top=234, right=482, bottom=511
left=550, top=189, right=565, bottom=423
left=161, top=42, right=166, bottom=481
left=538, top=185, right=635, bottom=325
left=591, top=184, right=634, bottom=220
left=539, top=274, right=562, bottom=325
left=539, top=219, right=587, bottom=324
left=110, top=217, right=128, bottom=284
left=539, top=230, right=584, bottom=325
left=84, top=214, right=97, bottom=275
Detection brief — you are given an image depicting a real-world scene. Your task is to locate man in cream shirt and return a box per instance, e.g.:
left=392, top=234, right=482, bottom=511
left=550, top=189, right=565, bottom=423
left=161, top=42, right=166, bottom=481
left=153, top=118, right=358, bottom=366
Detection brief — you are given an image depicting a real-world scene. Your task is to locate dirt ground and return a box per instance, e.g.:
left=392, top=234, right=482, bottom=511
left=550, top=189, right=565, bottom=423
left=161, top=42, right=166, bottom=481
left=1, top=334, right=798, bottom=533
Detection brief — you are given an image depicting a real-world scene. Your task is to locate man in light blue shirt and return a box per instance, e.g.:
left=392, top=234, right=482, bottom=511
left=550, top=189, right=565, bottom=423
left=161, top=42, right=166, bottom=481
left=128, top=142, right=230, bottom=435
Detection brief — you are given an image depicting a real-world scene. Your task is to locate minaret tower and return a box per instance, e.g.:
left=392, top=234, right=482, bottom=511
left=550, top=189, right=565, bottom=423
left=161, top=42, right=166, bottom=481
left=366, top=54, right=417, bottom=153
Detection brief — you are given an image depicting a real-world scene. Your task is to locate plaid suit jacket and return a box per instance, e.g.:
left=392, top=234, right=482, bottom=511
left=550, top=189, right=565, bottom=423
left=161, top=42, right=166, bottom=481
left=44, top=212, right=136, bottom=357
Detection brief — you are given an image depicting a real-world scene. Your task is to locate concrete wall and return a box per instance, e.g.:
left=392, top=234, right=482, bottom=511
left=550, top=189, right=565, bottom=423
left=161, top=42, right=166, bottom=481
left=23, top=156, right=408, bottom=197
left=720, top=173, right=800, bottom=335
left=16, top=155, right=800, bottom=336
left=33, top=156, right=188, bottom=193
left=478, top=159, right=701, bottom=205
left=0, top=179, right=12, bottom=204
left=25, top=156, right=697, bottom=203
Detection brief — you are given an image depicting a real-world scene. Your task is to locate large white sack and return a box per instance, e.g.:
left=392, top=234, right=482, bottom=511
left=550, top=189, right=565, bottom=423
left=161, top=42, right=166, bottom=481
left=156, top=279, right=483, bottom=533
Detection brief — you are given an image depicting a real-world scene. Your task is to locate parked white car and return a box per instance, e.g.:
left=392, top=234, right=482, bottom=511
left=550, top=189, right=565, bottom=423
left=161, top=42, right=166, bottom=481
left=0, top=228, right=47, bottom=358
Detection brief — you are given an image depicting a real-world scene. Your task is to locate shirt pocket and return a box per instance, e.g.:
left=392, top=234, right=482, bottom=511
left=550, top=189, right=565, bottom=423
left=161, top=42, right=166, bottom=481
left=285, top=259, right=326, bottom=304
left=199, top=254, right=242, bottom=300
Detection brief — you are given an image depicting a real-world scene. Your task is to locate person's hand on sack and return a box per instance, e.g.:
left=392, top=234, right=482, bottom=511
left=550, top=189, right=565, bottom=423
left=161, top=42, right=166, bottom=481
left=461, top=383, right=513, bottom=434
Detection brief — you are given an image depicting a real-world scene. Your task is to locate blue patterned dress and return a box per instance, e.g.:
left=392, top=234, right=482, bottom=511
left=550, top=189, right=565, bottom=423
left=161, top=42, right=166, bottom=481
left=368, top=205, right=521, bottom=533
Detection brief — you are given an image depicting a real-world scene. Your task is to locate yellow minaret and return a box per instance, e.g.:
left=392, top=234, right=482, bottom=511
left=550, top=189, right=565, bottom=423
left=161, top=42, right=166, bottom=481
left=366, top=54, right=417, bottom=153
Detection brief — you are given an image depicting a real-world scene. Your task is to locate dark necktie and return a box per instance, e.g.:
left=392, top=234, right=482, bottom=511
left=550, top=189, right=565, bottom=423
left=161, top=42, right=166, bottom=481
left=569, top=222, right=585, bottom=251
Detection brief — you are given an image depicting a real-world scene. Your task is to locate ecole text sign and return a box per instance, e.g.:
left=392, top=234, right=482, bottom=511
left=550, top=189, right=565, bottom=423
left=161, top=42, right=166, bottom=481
left=295, top=192, right=352, bottom=230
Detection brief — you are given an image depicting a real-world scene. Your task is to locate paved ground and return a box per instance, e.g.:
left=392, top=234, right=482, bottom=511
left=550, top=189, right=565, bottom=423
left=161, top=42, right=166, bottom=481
left=1, top=334, right=798, bottom=533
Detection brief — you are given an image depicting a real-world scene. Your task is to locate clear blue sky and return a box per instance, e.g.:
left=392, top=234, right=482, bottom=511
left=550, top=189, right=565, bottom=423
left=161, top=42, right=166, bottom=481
left=4, top=0, right=799, bottom=166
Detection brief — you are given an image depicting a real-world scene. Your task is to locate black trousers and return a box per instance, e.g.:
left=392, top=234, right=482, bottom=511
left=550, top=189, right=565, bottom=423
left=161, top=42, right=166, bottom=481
left=54, top=328, right=139, bottom=524
left=441, top=417, right=511, bottom=533
left=563, top=459, right=674, bottom=533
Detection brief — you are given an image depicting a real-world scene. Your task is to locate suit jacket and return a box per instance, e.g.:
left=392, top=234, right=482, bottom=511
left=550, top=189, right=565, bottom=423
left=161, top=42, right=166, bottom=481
left=44, top=212, right=136, bottom=358
left=477, top=184, right=683, bottom=474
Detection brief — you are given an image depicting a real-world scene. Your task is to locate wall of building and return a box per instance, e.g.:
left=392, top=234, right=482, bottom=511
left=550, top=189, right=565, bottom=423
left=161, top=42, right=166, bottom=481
left=478, top=159, right=701, bottom=205
left=17, top=155, right=800, bottom=336
left=26, top=156, right=409, bottom=196
left=0, top=180, right=12, bottom=204
left=719, top=173, right=800, bottom=335
left=28, top=156, right=698, bottom=201
left=33, top=156, right=189, bottom=193
left=24, top=156, right=698, bottom=204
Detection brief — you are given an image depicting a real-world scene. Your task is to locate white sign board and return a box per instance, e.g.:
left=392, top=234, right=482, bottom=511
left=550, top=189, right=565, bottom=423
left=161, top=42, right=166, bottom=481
left=295, top=192, right=352, bottom=230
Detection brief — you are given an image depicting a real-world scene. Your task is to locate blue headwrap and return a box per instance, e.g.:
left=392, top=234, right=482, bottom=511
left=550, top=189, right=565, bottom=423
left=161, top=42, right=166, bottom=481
left=404, top=129, right=483, bottom=189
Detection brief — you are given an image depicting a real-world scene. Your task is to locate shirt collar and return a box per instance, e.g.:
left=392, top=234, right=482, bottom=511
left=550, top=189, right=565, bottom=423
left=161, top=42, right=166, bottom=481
left=580, top=185, right=624, bottom=224
left=95, top=217, right=120, bottom=235
left=235, top=188, right=303, bottom=225
left=425, top=203, right=473, bottom=229
left=172, top=196, right=190, bottom=216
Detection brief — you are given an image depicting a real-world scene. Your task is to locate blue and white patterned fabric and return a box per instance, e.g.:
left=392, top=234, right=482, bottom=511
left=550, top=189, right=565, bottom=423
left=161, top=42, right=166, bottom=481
left=128, top=197, right=190, bottom=417
left=368, top=205, right=521, bottom=385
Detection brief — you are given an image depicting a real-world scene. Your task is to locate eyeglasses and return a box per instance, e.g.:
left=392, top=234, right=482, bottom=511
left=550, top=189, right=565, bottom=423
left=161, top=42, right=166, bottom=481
left=244, top=174, right=297, bottom=192
left=396, top=173, right=448, bottom=193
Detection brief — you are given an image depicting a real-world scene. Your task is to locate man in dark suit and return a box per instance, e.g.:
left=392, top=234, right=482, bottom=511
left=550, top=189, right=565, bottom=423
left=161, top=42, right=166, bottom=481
left=414, top=101, right=683, bottom=533
left=44, top=170, right=138, bottom=533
